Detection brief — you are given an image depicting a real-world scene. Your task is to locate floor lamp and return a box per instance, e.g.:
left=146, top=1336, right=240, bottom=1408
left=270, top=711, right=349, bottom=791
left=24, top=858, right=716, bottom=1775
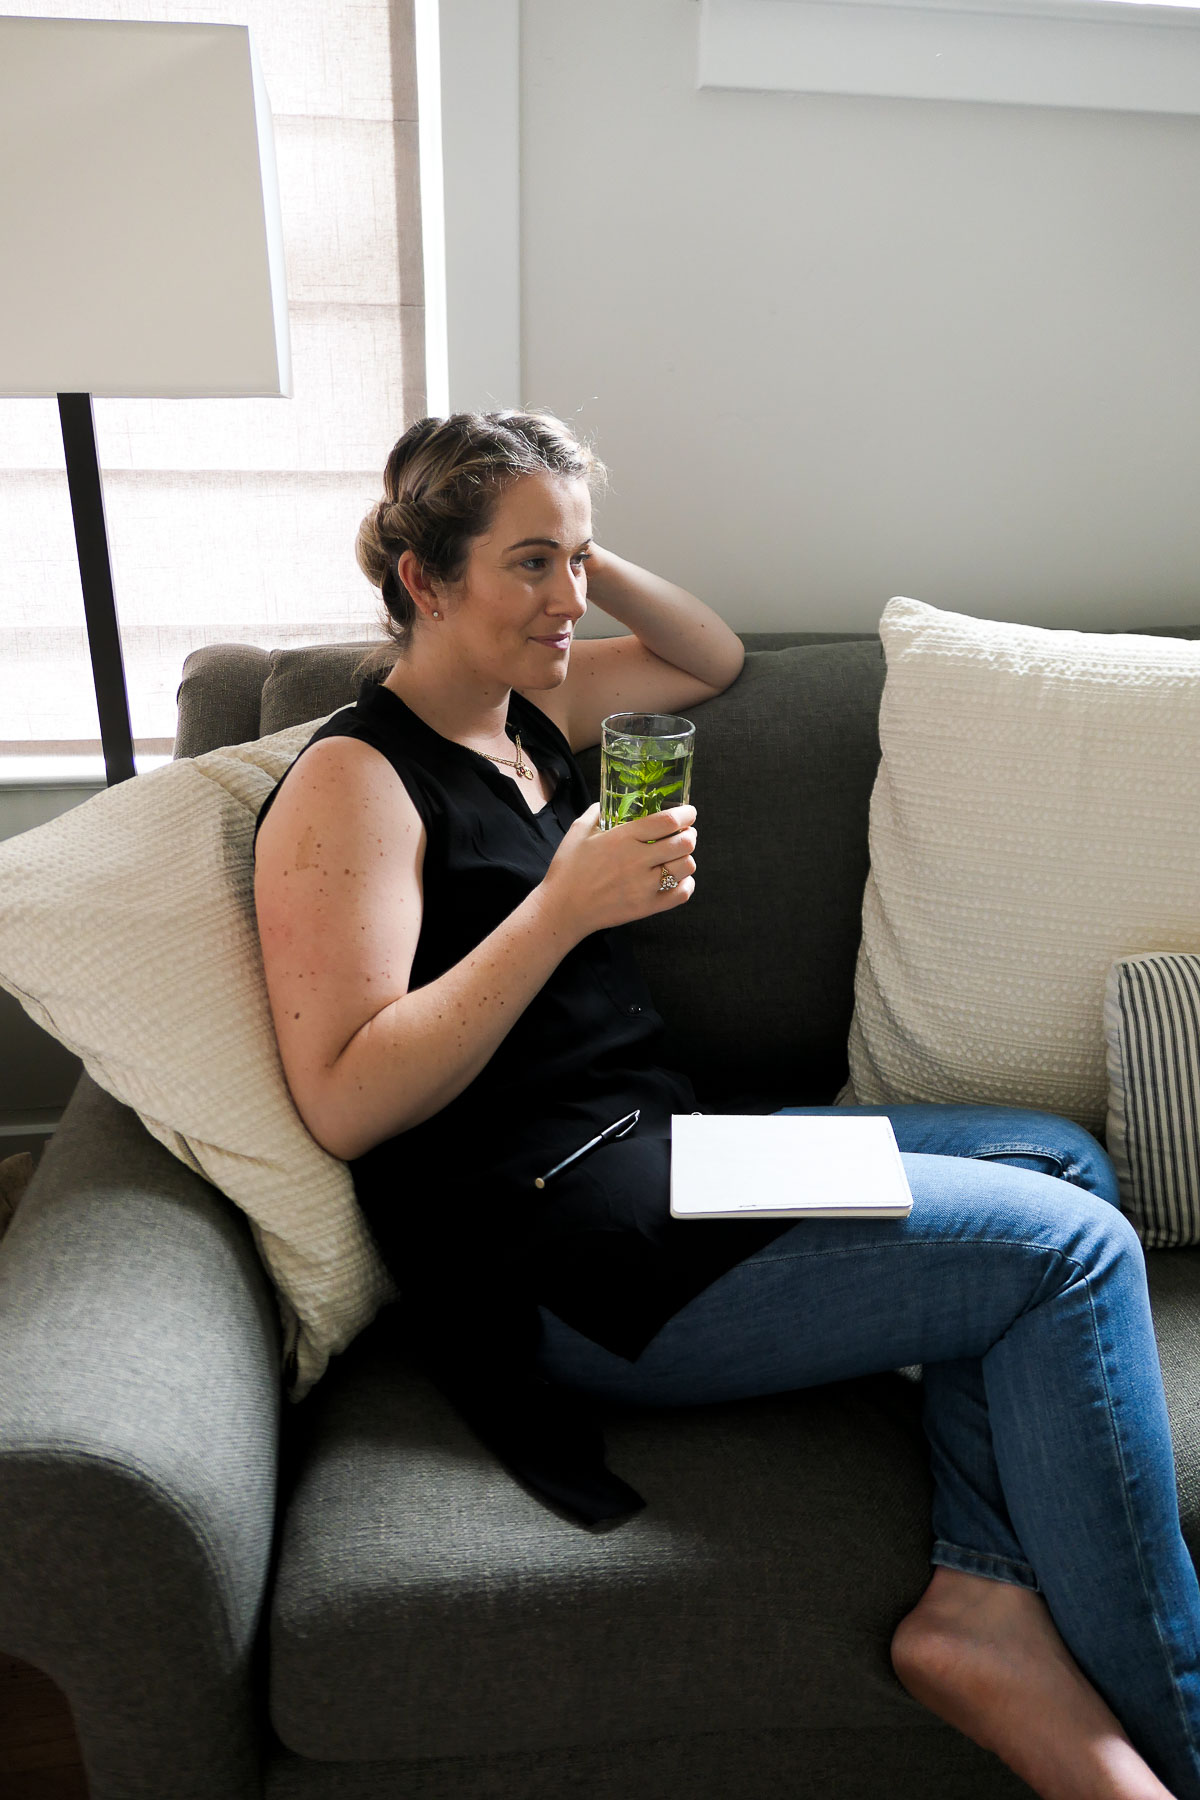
left=0, top=17, right=291, bottom=786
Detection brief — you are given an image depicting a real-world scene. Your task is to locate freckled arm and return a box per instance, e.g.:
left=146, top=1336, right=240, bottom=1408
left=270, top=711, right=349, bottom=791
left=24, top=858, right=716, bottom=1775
left=582, top=543, right=745, bottom=688
left=316, top=883, right=582, bottom=1161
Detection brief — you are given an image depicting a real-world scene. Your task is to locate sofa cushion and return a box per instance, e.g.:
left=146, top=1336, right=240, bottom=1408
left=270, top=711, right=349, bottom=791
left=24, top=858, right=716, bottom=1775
left=269, top=1250, right=1200, bottom=1770
left=173, top=640, right=272, bottom=759
left=579, top=639, right=887, bottom=1105
left=269, top=1308, right=933, bottom=1763
left=847, top=599, right=1200, bottom=1133
left=259, top=641, right=388, bottom=739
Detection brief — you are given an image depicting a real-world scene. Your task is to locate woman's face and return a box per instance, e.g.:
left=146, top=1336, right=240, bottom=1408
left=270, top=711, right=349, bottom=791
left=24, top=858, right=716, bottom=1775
left=438, top=471, right=591, bottom=688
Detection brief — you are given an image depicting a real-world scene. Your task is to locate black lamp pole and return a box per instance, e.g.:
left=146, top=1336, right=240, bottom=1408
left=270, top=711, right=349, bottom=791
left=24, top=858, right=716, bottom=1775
left=57, top=392, right=137, bottom=787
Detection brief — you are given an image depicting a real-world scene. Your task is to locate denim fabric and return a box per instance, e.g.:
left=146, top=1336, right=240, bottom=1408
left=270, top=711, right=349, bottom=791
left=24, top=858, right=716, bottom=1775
left=535, top=1103, right=1200, bottom=1799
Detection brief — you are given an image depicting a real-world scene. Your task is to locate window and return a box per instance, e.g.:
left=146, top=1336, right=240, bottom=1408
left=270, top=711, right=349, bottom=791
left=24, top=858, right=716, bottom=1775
left=699, top=0, right=1200, bottom=115
left=0, top=0, right=424, bottom=757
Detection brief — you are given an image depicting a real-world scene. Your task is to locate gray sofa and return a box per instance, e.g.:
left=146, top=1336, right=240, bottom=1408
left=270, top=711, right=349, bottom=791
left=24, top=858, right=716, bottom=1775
left=3, top=627, right=1200, bottom=1800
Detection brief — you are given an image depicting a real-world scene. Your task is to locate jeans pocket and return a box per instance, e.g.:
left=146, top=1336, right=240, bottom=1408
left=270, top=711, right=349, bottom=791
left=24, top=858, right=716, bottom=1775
left=973, top=1149, right=1068, bottom=1179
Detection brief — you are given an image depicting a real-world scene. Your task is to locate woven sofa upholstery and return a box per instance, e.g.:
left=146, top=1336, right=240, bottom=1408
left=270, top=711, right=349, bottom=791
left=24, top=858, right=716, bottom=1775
left=2, top=628, right=1200, bottom=1800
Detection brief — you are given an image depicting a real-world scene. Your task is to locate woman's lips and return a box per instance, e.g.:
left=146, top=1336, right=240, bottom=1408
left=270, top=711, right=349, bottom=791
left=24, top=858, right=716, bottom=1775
left=534, top=634, right=571, bottom=648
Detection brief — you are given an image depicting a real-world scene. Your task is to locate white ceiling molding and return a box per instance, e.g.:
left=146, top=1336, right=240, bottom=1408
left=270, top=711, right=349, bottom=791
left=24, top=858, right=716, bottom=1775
left=698, top=0, right=1200, bottom=114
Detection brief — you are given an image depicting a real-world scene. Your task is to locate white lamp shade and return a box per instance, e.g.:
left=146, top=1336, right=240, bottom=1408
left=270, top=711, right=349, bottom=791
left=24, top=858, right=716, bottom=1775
left=0, top=16, right=291, bottom=397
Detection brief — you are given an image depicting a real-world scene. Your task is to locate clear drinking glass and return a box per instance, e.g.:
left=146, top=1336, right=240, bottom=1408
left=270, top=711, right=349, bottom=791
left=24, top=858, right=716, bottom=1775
left=599, top=713, right=696, bottom=831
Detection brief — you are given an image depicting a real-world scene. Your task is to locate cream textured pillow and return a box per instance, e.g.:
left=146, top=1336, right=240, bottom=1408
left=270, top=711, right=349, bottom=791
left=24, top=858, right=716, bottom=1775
left=846, top=598, right=1200, bottom=1132
left=0, top=720, right=396, bottom=1399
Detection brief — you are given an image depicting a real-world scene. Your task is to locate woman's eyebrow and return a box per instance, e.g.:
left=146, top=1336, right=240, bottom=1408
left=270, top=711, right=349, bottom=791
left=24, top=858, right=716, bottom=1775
left=505, top=536, right=593, bottom=552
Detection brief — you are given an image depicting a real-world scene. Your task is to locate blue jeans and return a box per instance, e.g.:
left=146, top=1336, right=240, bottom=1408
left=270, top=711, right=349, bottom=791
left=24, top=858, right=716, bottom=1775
left=534, top=1104, right=1200, bottom=1798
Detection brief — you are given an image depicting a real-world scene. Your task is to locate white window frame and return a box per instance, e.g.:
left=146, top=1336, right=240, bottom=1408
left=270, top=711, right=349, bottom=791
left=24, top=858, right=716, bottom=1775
left=435, top=0, right=521, bottom=415
left=698, top=0, right=1200, bottom=115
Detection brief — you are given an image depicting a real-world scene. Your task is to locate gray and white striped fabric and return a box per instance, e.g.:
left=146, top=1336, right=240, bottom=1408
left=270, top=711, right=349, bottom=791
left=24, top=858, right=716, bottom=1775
left=1105, top=953, right=1200, bottom=1247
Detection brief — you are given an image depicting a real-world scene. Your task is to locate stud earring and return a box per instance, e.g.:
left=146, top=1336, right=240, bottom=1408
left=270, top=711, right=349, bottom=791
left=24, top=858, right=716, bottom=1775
left=431, top=609, right=440, bottom=619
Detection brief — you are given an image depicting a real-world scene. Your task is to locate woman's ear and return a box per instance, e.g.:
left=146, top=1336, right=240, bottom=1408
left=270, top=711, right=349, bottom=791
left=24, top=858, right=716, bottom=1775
left=396, top=548, right=441, bottom=616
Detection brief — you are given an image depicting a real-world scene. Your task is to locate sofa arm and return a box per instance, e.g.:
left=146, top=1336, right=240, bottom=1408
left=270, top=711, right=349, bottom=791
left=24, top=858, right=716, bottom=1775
left=0, top=1074, right=281, bottom=1800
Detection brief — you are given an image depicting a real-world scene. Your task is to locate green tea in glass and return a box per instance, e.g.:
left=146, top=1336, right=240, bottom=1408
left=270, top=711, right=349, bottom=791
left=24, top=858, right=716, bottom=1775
left=599, top=713, right=696, bottom=832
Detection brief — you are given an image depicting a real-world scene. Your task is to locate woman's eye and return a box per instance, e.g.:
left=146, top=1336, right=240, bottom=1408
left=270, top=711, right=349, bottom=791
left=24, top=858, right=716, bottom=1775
left=518, top=551, right=588, bottom=572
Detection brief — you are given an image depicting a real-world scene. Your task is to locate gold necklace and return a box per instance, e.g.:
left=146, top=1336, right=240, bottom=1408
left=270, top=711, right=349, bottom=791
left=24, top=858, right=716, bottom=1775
left=474, top=730, right=536, bottom=781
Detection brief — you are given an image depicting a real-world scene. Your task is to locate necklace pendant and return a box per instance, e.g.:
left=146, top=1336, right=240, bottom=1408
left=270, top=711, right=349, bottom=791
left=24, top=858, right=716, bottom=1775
left=513, top=731, right=535, bottom=779
left=474, top=727, right=537, bottom=780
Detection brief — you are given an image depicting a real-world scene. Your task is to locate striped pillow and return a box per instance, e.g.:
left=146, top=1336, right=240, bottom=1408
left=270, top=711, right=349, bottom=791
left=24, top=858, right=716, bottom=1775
left=1105, top=954, right=1200, bottom=1246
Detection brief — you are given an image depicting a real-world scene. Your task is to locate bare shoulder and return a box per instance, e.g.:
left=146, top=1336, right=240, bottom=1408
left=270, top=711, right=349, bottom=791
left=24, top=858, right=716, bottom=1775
left=257, top=733, right=420, bottom=843
left=253, top=734, right=426, bottom=1143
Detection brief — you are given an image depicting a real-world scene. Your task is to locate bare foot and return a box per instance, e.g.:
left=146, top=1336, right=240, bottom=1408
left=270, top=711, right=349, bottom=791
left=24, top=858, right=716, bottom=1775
left=891, top=1566, right=1177, bottom=1800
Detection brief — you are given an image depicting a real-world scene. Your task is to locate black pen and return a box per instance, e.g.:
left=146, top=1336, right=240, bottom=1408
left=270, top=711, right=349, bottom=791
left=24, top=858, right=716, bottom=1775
left=533, top=1109, right=641, bottom=1189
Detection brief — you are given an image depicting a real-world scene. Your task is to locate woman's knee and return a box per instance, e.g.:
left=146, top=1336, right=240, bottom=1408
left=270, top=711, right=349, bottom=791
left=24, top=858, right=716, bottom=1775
left=906, top=1150, right=1141, bottom=1279
left=1041, top=1181, right=1146, bottom=1289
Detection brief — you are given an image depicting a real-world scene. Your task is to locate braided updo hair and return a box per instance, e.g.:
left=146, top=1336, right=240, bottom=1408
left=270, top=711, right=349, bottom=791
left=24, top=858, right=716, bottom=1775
left=355, top=410, right=605, bottom=669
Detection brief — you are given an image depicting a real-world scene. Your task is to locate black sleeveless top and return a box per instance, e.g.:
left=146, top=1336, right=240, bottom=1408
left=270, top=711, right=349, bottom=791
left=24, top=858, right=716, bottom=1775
left=254, top=673, right=783, bottom=1524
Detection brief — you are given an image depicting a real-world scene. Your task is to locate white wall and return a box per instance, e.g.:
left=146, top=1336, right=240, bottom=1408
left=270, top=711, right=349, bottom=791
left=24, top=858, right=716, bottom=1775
left=517, top=0, right=1200, bottom=631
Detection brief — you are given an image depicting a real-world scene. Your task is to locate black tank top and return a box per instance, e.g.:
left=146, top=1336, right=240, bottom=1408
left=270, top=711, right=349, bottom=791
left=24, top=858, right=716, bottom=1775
left=254, top=671, right=782, bottom=1523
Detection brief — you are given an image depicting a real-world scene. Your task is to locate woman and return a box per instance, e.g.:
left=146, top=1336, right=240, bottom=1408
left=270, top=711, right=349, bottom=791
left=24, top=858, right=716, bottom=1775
left=253, top=410, right=1200, bottom=1800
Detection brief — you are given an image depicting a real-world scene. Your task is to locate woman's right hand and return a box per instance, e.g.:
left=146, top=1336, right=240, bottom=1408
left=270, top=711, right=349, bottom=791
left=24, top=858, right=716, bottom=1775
left=541, top=802, right=698, bottom=939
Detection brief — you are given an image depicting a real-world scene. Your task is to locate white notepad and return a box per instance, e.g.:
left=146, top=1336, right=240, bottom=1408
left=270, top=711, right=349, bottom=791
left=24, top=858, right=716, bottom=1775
left=669, top=1113, right=914, bottom=1220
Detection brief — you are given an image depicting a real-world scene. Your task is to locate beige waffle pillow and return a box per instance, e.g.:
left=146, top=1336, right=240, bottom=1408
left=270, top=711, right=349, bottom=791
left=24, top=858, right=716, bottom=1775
left=847, top=598, right=1200, bottom=1133
left=0, top=719, right=396, bottom=1399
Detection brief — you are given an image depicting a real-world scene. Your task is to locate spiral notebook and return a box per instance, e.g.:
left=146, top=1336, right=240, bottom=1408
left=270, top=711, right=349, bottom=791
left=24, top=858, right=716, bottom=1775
left=669, top=1113, right=914, bottom=1220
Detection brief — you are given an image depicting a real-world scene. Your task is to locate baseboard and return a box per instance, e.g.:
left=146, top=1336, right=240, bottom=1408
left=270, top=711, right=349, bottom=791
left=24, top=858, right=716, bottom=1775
left=0, top=1113, right=60, bottom=1165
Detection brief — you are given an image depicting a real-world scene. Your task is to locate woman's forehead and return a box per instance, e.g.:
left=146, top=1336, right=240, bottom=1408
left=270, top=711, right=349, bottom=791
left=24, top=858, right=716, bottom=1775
left=484, top=471, right=591, bottom=546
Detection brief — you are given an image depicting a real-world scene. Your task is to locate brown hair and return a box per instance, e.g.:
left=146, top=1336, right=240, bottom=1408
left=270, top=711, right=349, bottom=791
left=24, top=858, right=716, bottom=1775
left=354, top=410, right=605, bottom=676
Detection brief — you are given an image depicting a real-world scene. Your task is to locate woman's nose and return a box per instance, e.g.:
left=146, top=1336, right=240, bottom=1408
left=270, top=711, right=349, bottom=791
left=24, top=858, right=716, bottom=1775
left=556, top=568, right=588, bottom=619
